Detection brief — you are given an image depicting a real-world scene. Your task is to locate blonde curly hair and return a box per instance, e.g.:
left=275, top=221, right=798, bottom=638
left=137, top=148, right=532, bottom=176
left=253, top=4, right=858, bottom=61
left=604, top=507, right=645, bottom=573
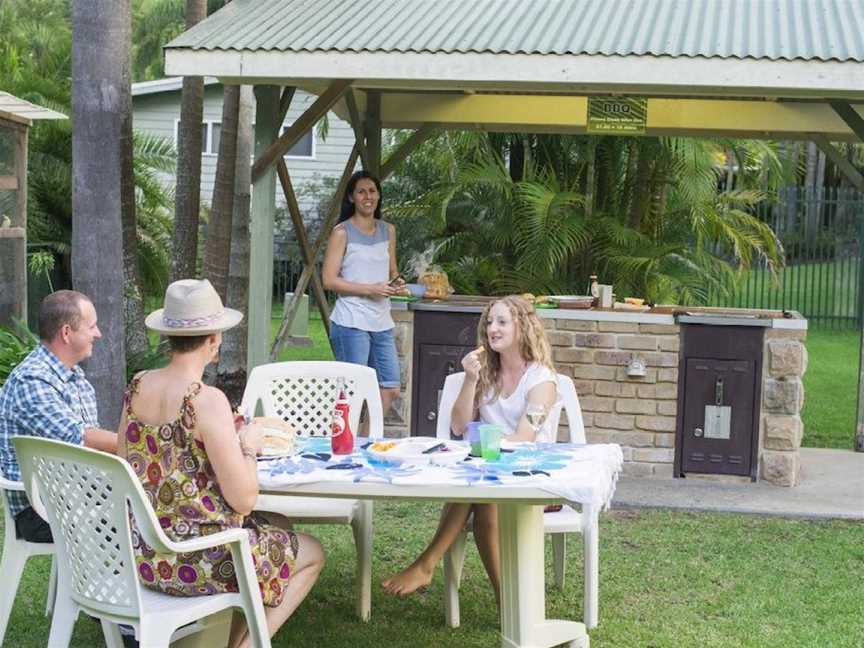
left=475, top=296, right=555, bottom=406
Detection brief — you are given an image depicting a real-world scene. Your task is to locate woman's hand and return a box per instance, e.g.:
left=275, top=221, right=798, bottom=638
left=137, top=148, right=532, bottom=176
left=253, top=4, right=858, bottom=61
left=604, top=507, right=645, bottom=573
left=238, top=423, right=264, bottom=455
left=462, top=348, right=484, bottom=382
left=366, top=282, right=400, bottom=299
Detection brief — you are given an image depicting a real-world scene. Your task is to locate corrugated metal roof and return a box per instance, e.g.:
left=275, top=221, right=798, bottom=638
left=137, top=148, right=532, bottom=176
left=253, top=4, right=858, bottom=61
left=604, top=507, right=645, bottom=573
left=0, top=92, right=67, bottom=124
left=167, top=0, right=864, bottom=62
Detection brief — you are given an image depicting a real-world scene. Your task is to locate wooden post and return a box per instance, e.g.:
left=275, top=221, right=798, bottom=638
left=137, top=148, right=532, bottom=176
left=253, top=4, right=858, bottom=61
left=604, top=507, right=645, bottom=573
left=276, top=158, right=332, bottom=333
left=829, top=101, right=864, bottom=451
left=344, top=89, right=370, bottom=171
left=271, top=145, right=359, bottom=361
left=247, top=85, right=281, bottom=371
left=365, top=90, right=382, bottom=176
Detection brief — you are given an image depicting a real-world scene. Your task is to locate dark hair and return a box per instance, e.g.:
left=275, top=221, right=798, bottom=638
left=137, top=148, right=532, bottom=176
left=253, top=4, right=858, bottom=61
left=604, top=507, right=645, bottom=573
left=167, top=335, right=211, bottom=354
left=338, top=170, right=382, bottom=223
left=38, top=290, right=88, bottom=341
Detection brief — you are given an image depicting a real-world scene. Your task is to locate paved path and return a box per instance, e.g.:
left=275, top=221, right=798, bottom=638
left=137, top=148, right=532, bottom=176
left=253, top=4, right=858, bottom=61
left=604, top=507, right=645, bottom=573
left=612, top=448, right=864, bottom=520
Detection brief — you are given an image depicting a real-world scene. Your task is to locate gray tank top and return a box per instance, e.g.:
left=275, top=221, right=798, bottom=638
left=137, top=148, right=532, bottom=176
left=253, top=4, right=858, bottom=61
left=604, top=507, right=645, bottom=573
left=330, top=220, right=395, bottom=332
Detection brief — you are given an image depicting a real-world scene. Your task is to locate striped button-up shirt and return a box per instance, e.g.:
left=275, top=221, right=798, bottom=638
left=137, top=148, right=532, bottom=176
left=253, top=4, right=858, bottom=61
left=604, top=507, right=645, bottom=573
left=0, top=344, right=98, bottom=517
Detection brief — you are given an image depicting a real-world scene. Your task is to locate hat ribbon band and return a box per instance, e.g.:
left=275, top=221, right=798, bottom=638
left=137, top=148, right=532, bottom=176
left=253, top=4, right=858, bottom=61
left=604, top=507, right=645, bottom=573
left=163, top=310, right=224, bottom=329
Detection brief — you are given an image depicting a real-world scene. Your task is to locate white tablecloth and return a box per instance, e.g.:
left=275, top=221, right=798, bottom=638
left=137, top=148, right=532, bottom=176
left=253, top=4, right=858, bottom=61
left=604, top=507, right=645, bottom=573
left=258, top=438, right=623, bottom=509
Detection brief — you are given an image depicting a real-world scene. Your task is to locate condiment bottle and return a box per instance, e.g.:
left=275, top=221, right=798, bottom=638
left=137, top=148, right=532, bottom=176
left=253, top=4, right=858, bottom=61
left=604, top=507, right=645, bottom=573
left=331, top=378, right=354, bottom=454
left=588, top=274, right=599, bottom=306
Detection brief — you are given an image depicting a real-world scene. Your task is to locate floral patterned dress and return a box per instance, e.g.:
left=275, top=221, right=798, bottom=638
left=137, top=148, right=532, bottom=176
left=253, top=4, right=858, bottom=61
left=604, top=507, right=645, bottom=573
left=123, top=375, right=298, bottom=607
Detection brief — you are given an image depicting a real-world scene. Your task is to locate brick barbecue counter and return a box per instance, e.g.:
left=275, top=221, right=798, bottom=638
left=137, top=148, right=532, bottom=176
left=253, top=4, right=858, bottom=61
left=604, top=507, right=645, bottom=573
left=385, top=297, right=807, bottom=487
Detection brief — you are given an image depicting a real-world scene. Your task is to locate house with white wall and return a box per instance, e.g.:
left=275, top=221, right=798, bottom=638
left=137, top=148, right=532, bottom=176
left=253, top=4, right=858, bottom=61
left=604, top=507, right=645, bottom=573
left=131, top=78, right=355, bottom=216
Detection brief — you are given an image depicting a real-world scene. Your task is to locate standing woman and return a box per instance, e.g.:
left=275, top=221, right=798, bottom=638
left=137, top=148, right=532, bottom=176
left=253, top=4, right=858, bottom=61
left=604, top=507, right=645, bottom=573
left=323, top=170, right=404, bottom=417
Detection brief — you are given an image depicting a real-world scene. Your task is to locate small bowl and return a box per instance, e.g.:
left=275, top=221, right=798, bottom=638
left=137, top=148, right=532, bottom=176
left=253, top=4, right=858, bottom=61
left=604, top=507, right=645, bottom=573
left=406, top=283, right=427, bottom=298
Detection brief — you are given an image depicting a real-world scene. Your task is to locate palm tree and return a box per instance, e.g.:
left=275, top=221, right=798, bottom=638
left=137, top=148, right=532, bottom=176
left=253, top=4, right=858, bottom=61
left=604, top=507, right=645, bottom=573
left=71, top=0, right=130, bottom=428
left=168, top=0, right=206, bottom=283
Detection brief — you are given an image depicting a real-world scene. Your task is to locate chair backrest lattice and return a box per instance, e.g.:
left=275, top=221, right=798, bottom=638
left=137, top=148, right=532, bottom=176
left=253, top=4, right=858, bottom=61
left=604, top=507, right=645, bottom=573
left=241, top=362, right=384, bottom=440
left=31, top=455, right=138, bottom=610
left=264, top=376, right=359, bottom=438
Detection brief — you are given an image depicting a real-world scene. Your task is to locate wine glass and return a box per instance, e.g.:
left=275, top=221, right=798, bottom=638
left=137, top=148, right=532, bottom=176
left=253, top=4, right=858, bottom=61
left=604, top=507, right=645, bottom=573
left=525, top=403, right=548, bottom=440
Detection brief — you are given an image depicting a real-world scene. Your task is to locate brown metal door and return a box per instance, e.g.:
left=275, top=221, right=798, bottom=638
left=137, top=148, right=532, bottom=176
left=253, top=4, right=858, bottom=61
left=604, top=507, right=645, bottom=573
left=413, top=344, right=473, bottom=437
left=680, top=358, right=756, bottom=476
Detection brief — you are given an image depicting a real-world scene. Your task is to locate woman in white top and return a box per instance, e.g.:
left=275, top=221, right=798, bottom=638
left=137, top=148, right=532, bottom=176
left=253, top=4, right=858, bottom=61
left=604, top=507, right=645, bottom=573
left=323, top=171, right=405, bottom=420
left=383, top=296, right=557, bottom=604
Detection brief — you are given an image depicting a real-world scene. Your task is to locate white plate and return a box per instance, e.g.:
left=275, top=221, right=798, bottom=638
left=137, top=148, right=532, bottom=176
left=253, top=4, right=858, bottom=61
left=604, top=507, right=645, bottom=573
left=366, top=438, right=469, bottom=465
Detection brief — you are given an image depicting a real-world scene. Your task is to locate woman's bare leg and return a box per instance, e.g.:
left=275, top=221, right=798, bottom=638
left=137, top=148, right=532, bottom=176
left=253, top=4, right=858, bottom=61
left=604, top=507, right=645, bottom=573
left=473, top=504, right=501, bottom=606
left=382, top=503, right=473, bottom=596
left=229, top=533, right=325, bottom=648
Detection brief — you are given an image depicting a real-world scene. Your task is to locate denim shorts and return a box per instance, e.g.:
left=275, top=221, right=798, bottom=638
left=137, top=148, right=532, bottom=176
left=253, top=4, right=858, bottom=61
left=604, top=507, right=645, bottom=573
left=329, top=322, right=401, bottom=389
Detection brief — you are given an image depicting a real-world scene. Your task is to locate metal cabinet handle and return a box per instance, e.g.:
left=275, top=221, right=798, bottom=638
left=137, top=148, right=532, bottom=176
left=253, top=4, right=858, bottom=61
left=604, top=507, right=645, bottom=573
left=427, top=411, right=437, bottom=421
left=694, top=427, right=703, bottom=437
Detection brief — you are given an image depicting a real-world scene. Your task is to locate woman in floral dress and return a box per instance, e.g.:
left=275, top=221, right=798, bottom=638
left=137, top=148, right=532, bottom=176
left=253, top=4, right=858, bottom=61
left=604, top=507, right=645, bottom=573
left=118, top=279, right=324, bottom=648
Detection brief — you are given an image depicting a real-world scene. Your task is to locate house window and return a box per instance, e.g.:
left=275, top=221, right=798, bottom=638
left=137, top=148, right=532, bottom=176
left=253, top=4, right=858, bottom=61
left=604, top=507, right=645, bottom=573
left=174, top=120, right=220, bottom=155
left=280, top=125, right=315, bottom=159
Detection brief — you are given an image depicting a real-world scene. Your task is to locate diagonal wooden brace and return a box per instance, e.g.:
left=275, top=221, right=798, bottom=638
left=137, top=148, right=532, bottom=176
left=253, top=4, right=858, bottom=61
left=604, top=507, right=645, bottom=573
left=271, top=144, right=360, bottom=361
left=252, top=79, right=353, bottom=182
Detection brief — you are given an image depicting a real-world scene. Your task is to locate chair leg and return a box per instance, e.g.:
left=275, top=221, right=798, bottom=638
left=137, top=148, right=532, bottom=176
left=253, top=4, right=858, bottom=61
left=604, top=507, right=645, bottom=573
left=583, top=511, right=599, bottom=630
left=139, top=618, right=181, bottom=648
left=551, top=533, right=567, bottom=589
left=351, top=500, right=373, bottom=622
left=442, top=530, right=468, bottom=629
left=101, top=619, right=125, bottom=648
left=45, top=554, right=57, bottom=617
left=0, top=545, right=28, bottom=643
left=46, top=589, right=79, bottom=648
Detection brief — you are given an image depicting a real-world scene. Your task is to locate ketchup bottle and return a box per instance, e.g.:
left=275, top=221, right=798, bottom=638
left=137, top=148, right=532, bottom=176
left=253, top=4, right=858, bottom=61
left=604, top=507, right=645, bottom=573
left=331, top=378, right=354, bottom=454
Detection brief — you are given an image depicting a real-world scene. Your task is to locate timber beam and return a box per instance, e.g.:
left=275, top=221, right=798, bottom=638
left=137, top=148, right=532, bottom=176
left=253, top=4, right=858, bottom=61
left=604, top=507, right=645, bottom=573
left=271, top=145, right=360, bottom=361
left=344, top=89, right=370, bottom=171
left=380, top=123, right=439, bottom=180
left=252, top=79, right=352, bottom=181
left=810, top=134, right=864, bottom=193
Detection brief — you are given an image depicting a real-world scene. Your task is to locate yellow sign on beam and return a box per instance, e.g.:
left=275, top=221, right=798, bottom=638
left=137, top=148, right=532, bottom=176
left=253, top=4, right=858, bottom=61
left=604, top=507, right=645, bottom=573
left=587, top=97, right=647, bottom=134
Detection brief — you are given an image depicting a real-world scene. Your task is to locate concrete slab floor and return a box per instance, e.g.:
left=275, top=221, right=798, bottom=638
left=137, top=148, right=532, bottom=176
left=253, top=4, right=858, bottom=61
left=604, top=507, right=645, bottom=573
left=612, top=448, right=864, bottom=520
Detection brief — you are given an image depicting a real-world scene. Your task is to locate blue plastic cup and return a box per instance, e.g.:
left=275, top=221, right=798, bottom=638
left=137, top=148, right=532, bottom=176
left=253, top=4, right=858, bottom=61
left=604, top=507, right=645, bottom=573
left=466, top=421, right=483, bottom=457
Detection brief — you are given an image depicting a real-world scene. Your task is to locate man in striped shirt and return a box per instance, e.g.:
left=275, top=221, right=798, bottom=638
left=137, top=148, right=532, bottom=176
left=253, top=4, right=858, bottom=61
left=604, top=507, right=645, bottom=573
left=0, top=290, right=117, bottom=542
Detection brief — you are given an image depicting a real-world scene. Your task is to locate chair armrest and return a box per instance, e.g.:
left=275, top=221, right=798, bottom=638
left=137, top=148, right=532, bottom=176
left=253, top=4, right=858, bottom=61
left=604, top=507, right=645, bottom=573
left=0, top=475, right=25, bottom=491
left=160, top=528, right=250, bottom=555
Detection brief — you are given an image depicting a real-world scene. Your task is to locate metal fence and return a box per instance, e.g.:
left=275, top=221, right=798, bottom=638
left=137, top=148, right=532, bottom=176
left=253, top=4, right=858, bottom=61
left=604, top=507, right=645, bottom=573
left=713, top=186, right=864, bottom=329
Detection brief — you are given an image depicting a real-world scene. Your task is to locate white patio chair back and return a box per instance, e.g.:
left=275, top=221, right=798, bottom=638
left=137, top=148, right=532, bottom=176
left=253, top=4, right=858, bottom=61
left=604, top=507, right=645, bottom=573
left=0, top=474, right=57, bottom=644
left=435, top=371, right=600, bottom=630
left=241, top=361, right=382, bottom=439
left=14, top=437, right=270, bottom=648
left=240, top=361, right=383, bottom=622
left=436, top=371, right=586, bottom=444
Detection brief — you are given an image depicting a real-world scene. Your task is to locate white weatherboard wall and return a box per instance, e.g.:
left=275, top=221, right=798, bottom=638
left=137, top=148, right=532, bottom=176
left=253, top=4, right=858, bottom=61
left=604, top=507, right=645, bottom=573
left=131, top=83, right=356, bottom=213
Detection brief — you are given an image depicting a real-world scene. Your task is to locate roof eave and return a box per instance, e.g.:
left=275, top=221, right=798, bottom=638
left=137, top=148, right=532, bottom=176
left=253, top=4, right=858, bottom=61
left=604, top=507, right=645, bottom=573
left=164, top=49, right=864, bottom=101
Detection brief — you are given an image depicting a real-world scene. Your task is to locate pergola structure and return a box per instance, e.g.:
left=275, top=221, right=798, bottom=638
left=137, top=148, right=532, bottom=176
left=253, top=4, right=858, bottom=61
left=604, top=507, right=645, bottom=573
left=165, top=0, right=864, bottom=446
left=0, top=93, right=66, bottom=328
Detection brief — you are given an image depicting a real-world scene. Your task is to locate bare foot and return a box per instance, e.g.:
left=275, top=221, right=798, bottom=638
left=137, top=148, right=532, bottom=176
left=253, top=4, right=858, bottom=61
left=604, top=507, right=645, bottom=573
left=381, top=563, right=434, bottom=596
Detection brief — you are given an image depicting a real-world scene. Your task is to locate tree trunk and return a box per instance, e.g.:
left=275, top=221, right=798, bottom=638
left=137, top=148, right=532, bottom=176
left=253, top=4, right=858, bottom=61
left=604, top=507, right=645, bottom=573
left=202, top=84, right=240, bottom=300
left=71, top=0, right=129, bottom=429
left=216, top=85, right=253, bottom=407
left=120, top=10, right=149, bottom=365
left=169, top=0, right=206, bottom=283
left=627, top=140, right=650, bottom=230
left=509, top=136, right=524, bottom=183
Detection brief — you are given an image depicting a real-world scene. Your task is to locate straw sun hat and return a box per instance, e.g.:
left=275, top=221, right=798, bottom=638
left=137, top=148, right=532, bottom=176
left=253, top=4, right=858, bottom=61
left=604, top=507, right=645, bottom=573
left=145, top=279, right=243, bottom=336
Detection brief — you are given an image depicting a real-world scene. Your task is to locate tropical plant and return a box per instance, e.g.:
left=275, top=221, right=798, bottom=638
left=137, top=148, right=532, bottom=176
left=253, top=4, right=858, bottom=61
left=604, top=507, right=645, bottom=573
left=0, top=322, right=38, bottom=388
left=388, top=132, right=788, bottom=305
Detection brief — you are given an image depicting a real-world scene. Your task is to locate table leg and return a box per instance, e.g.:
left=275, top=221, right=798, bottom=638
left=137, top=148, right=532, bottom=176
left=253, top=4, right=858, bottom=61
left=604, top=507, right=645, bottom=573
left=498, top=503, right=588, bottom=648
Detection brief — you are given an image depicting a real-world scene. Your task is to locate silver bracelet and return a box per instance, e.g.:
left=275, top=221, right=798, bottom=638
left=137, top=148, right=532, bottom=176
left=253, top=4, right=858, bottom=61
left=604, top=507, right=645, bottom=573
left=238, top=435, right=257, bottom=460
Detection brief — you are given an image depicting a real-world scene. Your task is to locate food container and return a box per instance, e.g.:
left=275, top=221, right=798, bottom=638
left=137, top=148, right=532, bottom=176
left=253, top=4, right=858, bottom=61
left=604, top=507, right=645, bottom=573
left=548, top=295, right=594, bottom=310
left=419, top=270, right=453, bottom=300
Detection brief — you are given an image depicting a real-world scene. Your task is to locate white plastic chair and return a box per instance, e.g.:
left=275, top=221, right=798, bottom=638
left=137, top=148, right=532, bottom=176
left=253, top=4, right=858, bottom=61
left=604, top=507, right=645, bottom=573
left=13, top=437, right=270, bottom=648
left=435, top=372, right=600, bottom=629
left=0, top=474, right=57, bottom=644
left=240, top=361, right=383, bottom=622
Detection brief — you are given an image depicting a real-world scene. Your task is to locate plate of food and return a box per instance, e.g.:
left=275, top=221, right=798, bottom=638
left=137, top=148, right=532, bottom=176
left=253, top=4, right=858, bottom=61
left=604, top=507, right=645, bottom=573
left=614, top=298, right=650, bottom=312
left=365, top=438, right=469, bottom=466
left=548, top=295, right=594, bottom=309
left=254, top=417, right=297, bottom=457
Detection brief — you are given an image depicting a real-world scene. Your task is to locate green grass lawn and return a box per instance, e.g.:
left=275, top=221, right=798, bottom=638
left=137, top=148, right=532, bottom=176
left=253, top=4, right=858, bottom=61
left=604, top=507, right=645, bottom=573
left=800, top=327, right=860, bottom=449
left=2, top=505, right=861, bottom=647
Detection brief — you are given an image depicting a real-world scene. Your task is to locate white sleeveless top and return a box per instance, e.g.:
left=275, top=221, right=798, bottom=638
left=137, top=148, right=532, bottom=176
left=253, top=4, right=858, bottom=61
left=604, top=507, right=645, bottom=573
left=330, top=220, right=395, bottom=332
left=478, top=363, right=558, bottom=443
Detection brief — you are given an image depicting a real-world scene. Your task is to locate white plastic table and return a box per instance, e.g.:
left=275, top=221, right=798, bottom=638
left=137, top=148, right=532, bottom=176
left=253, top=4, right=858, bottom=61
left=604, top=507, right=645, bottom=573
left=259, top=480, right=595, bottom=648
